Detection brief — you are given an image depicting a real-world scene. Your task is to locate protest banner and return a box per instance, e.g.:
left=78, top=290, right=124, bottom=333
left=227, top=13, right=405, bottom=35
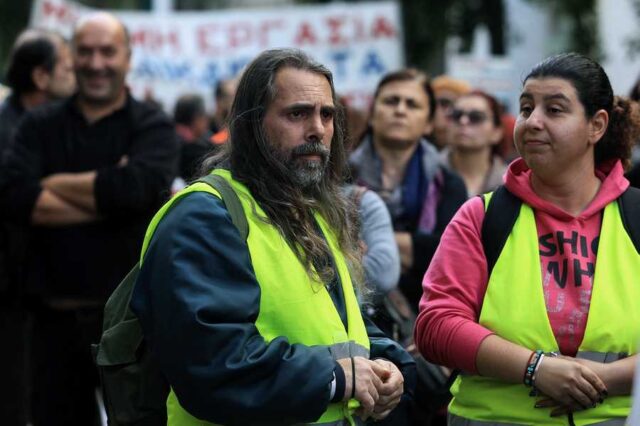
left=31, top=0, right=404, bottom=110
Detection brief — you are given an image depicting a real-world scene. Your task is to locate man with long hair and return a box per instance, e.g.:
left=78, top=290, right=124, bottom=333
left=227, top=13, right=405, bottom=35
left=130, top=49, right=415, bottom=425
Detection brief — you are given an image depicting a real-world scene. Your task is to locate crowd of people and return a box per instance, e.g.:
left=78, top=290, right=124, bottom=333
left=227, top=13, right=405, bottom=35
left=1, top=9, right=640, bottom=426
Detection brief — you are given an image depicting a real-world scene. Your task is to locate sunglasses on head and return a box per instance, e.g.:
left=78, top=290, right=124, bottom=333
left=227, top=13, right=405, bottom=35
left=450, top=109, right=488, bottom=125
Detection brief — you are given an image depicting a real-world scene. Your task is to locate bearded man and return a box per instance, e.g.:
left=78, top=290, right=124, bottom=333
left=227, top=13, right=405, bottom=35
left=130, top=49, right=415, bottom=425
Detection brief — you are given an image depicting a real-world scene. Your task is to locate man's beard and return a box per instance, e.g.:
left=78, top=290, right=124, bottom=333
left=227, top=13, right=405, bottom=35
left=273, top=141, right=330, bottom=190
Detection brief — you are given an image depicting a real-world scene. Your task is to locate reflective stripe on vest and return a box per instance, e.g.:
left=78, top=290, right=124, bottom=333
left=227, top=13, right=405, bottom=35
left=143, top=170, right=369, bottom=426
left=329, top=341, right=370, bottom=360
left=448, top=413, right=626, bottom=426
left=449, top=197, right=640, bottom=425
left=166, top=391, right=366, bottom=426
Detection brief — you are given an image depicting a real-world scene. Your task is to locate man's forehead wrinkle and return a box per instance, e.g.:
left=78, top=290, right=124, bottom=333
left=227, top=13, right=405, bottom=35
left=75, top=39, right=116, bottom=48
left=76, top=28, right=122, bottom=42
left=275, top=84, right=333, bottom=104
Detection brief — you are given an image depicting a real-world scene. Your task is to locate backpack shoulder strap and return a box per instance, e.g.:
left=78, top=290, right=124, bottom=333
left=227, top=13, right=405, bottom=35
left=481, top=185, right=522, bottom=277
left=481, top=184, right=640, bottom=272
left=196, top=173, right=249, bottom=241
left=97, top=261, right=142, bottom=365
left=618, top=186, right=640, bottom=254
left=100, top=174, right=247, bottom=344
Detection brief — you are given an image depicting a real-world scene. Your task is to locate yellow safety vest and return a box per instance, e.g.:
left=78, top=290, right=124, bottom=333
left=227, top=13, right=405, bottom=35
left=141, top=170, right=370, bottom=426
left=449, top=196, right=640, bottom=425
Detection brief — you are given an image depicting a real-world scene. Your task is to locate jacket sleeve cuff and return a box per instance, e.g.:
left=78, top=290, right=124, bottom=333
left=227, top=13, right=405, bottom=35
left=452, top=323, right=494, bottom=374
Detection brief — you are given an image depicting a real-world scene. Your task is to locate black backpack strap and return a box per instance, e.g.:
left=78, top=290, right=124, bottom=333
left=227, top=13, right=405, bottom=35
left=481, top=185, right=522, bottom=277
left=618, top=186, right=640, bottom=254
left=196, top=173, right=249, bottom=241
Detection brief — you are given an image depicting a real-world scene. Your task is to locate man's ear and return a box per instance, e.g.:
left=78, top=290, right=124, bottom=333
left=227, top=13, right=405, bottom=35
left=31, top=66, right=51, bottom=91
left=589, top=109, right=609, bottom=146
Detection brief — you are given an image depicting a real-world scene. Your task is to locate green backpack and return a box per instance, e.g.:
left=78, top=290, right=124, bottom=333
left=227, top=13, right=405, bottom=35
left=92, top=174, right=249, bottom=426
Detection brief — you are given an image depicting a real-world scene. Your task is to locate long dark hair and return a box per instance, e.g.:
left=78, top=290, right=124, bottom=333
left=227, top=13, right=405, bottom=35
left=201, top=49, right=363, bottom=289
left=525, top=53, right=640, bottom=169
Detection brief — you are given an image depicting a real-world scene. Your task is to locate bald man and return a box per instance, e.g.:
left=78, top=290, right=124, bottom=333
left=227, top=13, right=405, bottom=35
left=0, top=12, right=178, bottom=425
left=73, top=12, right=131, bottom=122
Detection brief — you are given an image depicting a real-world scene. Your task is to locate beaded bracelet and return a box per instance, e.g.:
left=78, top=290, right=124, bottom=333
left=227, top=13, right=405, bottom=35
left=529, top=353, right=546, bottom=396
left=532, top=353, right=546, bottom=383
left=523, top=350, right=543, bottom=387
left=524, top=351, right=536, bottom=371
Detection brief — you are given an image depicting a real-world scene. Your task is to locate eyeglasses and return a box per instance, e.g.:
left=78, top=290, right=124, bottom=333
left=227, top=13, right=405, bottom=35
left=449, top=109, right=488, bottom=125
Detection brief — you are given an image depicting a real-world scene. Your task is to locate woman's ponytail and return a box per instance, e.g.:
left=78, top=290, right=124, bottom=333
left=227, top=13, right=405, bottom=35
left=596, top=96, right=640, bottom=170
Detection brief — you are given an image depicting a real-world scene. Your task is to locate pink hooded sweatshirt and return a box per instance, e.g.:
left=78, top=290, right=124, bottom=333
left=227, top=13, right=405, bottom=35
left=414, top=158, right=629, bottom=373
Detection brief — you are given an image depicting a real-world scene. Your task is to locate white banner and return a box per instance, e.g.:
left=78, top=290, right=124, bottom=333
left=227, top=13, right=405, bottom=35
left=448, top=55, right=517, bottom=115
left=30, top=0, right=404, bottom=110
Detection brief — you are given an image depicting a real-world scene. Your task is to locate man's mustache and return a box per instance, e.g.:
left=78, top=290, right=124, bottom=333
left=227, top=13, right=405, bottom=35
left=291, top=142, right=329, bottom=160
left=78, top=69, right=115, bottom=79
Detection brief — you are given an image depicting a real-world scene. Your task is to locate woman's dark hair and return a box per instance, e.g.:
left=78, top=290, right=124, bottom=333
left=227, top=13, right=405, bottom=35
left=525, top=52, right=640, bottom=169
left=371, top=68, right=437, bottom=122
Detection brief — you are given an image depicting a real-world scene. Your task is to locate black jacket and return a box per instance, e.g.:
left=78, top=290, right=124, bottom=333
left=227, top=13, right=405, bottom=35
left=0, top=94, right=179, bottom=301
left=0, top=95, right=28, bottom=295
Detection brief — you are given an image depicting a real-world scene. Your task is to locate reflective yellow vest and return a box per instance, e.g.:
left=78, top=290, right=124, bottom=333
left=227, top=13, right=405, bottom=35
left=449, top=196, right=640, bottom=425
left=141, top=170, right=370, bottom=426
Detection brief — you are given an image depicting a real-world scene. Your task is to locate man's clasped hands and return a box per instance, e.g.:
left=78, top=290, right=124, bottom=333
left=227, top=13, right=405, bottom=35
left=336, top=357, right=404, bottom=421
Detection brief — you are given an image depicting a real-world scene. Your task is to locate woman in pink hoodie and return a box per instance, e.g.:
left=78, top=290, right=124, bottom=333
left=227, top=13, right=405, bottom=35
left=415, top=53, right=640, bottom=425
